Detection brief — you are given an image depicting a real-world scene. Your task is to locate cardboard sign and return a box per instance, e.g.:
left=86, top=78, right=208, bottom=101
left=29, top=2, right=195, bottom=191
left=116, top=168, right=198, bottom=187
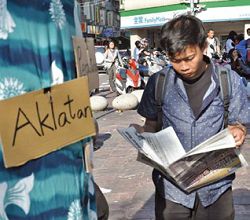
left=0, top=77, right=95, bottom=168
left=72, top=36, right=99, bottom=91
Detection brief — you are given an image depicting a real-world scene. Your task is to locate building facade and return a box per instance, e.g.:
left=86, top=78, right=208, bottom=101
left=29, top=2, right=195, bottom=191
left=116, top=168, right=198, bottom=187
left=78, top=0, right=121, bottom=42
left=119, top=0, right=250, bottom=51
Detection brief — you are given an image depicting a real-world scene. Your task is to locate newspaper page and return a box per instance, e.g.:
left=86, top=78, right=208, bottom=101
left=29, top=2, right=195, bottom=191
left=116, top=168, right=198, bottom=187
left=118, top=126, right=247, bottom=192
left=186, top=149, right=244, bottom=192
left=141, top=127, right=186, bottom=165
left=137, top=152, right=178, bottom=184
left=117, top=126, right=163, bottom=166
left=169, top=148, right=246, bottom=192
left=136, top=153, right=172, bottom=177
left=118, top=126, right=186, bottom=166
left=185, top=128, right=236, bottom=157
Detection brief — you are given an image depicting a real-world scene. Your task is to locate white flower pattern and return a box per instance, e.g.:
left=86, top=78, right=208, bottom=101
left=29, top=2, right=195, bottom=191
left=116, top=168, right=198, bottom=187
left=49, top=0, right=66, bottom=29
left=0, top=77, right=26, bottom=100
left=0, top=173, right=34, bottom=220
left=67, top=199, right=83, bottom=220
left=0, top=0, right=16, bottom=40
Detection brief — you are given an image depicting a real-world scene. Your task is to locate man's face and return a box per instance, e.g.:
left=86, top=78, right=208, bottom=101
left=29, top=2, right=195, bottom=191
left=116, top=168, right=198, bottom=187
left=207, top=30, right=214, bottom=39
left=170, top=45, right=206, bottom=80
left=247, top=29, right=250, bottom=36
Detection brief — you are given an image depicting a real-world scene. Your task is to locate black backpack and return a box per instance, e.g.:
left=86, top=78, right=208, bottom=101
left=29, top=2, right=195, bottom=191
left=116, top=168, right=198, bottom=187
left=155, top=65, right=231, bottom=131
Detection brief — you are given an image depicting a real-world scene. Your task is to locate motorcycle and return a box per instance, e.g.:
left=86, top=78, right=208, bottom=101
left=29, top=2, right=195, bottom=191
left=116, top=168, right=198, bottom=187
left=138, top=52, right=169, bottom=77
left=138, top=51, right=169, bottom=87
left=115, top=57, right=142, bottom=95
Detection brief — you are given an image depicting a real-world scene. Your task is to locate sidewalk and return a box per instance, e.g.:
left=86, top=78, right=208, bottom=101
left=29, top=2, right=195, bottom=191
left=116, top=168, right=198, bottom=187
left=93, top=90, right=250, bottom=220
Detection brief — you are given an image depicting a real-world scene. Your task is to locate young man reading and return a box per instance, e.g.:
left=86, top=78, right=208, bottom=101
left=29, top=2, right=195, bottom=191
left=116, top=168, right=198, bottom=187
left=133, top=15, right=249, bottom=220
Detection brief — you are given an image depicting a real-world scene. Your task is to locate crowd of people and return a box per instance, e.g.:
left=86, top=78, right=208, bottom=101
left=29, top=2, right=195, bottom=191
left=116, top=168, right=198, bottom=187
left=104, top=26, right=250, bottom=95
left=204, top=28, right=250, bottom=83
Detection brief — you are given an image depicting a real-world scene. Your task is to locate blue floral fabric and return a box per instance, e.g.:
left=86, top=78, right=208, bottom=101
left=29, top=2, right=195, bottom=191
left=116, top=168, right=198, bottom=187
left=0, top=0, right=97, bottom=219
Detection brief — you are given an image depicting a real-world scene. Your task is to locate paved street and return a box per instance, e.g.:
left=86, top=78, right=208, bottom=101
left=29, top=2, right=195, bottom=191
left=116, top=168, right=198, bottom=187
left=93, top=74, right=250, bottom=220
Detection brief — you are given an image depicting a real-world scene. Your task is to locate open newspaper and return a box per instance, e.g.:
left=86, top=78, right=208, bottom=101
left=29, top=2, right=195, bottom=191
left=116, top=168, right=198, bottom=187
left=118, top=126, right=248, bottom=193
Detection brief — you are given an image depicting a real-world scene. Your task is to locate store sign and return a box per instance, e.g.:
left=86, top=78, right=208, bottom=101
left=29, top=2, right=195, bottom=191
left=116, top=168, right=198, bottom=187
left=0, top=77, right=95, bottom=168
left=121, top=11, right=177, bottom=28
left=121, top=6, right=250, bottom=29
left=133, top=15, right=168, bottom=26
left=197, top=6, right=250, bottom=22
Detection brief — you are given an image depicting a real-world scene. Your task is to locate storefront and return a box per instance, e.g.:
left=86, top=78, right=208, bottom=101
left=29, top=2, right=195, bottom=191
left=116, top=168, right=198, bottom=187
left=120, top=0, right=250, bottom=50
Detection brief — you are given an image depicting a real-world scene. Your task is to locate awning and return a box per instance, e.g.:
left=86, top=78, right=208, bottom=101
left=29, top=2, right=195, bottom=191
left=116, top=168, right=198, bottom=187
left=120, top=0, right=250, bottom=29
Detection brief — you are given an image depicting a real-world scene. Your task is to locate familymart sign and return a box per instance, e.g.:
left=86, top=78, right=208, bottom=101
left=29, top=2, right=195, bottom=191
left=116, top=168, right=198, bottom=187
left=121, top=5, right=250, bottom=29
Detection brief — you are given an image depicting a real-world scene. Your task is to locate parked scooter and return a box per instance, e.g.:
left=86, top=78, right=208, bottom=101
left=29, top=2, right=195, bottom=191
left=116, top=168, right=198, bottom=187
left=115, top=57, right=142, bottom=95
left=138, top=51, right=169, bottom=77
left=138, top=51, right=169, bottom=87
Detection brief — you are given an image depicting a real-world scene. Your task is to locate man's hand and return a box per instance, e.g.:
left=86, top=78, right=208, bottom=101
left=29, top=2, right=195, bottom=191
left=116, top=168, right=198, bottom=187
left=130, top=123, right=144, bottom=133
left=130, top=119, right=158, bottom=134
left=228, top=123, right=247, bottom=147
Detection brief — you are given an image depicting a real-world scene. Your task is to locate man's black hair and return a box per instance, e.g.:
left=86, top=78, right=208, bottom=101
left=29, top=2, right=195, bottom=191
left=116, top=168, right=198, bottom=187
left=227, top=31, right=237, bottom=41
left=247, top=28, right=250, bottom=35
left=236, top=34, right=244, bottom=43
left=160, top=15, right=206, bottom=58
left=228, top=48, right=241, bottom=64
left=207, top=28, right=214, bottom=33
left=135, top=40, right=141, bottom=48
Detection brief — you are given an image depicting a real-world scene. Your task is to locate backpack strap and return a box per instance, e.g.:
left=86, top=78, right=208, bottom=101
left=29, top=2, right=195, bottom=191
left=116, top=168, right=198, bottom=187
left=154, top=65, right=231, bottom=131
left=155, top=67, right=171, bottom=131
left=215, top=64, right=232, bottom=128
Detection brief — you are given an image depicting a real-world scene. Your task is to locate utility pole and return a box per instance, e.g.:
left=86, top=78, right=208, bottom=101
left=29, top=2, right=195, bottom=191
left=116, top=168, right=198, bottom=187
left=190, top=0, right=195, bottom=15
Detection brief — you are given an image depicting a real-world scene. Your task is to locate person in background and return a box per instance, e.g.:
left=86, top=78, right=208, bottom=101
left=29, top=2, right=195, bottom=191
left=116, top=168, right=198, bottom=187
left=104, top=41, right=123, bottom=92
left=245, top=28, right=250, bottom=66
left=132, top=40, right=142, bottom=62
left=205, top=29, right=220, bottom=59
left=225, top=31, right=237, bottom=54
left=131, top=15, right=248, bottom=220
left=235, top=34, right=247, bottom=63
left=228, top=48, right=250, bottom=84
left=140, top=38, right=151, bottom=57
left=138, top=38, right=151, bottom=66
left=228, top=48, right=245, bottom=76
left=246, top=28, right=250, bottom=38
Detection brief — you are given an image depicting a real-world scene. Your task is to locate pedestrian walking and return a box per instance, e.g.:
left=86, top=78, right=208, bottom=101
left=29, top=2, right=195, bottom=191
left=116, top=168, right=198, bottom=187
left=103, top=41, right=123, bottom=92
left=132, top=15, right=249, bottom=220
